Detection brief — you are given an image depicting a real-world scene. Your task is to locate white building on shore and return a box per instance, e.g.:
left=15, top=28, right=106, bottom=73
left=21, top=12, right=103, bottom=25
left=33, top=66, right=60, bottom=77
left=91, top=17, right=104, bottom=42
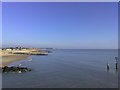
left=6, top=49, right=12, bottom=51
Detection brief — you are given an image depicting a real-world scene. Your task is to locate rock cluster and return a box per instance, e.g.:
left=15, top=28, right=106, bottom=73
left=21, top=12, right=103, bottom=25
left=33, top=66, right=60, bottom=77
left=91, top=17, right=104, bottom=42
left=2, top=66, right=31, bottom=73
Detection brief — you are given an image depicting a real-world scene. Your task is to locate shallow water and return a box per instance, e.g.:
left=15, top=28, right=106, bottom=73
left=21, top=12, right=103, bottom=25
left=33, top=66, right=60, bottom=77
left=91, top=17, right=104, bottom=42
left=2, top=49, right=118, bottom=88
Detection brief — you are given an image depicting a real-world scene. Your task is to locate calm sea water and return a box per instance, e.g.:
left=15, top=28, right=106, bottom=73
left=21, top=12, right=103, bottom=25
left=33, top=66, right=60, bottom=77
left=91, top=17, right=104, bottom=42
left=2, top=49, right=118, bottom=88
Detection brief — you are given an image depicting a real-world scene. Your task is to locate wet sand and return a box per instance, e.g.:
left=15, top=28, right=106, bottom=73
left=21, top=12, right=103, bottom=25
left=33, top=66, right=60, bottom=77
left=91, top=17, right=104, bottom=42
left=0, top=54, right=30, bottom=67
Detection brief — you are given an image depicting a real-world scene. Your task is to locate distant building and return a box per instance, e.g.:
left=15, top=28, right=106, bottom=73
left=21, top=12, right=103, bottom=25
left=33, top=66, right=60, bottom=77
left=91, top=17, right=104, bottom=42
left=31, top=49, right=38, bottom=52
left=22, top=49, right=27, bottom=50
left=6, top=49, right=12, bottom=51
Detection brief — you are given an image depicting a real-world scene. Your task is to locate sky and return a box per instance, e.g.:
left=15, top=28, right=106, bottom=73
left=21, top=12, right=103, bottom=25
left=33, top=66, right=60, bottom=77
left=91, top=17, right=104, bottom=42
left=2, top=2, right=118, bottom=49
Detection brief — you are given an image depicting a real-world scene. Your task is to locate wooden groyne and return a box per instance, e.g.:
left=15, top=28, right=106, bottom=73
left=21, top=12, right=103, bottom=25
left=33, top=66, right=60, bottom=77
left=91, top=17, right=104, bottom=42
left=107, top=57, right=119, bottom=71
left=13, top=52, right=48, bottom=55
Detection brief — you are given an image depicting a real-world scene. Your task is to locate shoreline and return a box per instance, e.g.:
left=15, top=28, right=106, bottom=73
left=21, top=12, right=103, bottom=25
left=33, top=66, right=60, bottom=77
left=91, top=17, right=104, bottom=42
left=0, top=48, right=49, bottom=67
left=0, top=54, right=30, bottom=67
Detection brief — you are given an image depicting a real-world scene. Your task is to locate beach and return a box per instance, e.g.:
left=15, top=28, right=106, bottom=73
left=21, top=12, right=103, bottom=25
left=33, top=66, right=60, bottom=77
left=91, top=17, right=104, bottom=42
left=0, top=48, right=48, bottom=67
left=0, top=53, right=30, bottom=67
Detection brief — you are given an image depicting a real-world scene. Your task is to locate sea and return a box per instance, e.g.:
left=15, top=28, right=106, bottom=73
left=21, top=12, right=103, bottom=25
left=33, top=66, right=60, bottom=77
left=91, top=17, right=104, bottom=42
left=2, top=49, right=118, bottom=88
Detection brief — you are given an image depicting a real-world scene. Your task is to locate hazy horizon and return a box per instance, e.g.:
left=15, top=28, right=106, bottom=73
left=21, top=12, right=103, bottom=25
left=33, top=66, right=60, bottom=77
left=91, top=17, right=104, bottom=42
left=2, top=2, right=118, bottom=49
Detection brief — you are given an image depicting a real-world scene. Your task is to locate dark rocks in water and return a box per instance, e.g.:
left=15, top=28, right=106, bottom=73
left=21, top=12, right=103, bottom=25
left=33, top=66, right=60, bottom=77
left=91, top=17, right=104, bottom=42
left=2, top=66, right=31, bottom=73
left=2, top=66, right=10, bottom=73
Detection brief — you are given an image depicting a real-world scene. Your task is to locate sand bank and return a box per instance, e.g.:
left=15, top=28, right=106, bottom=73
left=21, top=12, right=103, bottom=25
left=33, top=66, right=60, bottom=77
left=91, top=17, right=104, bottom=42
left=0, top=54, right=30, bottom=67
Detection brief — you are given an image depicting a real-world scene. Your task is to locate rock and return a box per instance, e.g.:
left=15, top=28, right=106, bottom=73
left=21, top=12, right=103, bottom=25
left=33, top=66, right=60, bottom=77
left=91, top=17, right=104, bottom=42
left=2, top=66, right=31, bottom=73
left=18, top=71, right=22, bottom=73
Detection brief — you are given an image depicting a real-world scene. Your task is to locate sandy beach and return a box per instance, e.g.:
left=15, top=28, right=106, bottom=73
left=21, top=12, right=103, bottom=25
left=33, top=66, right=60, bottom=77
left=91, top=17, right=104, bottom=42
left=0, top=48, right=48, bottom=67
left=0, top=53, right=30, bottom=67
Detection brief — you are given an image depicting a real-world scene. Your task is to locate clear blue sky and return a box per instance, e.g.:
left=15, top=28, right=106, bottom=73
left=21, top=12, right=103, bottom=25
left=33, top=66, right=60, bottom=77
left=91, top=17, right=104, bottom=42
left=2, top=2, right=118, bottom=49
